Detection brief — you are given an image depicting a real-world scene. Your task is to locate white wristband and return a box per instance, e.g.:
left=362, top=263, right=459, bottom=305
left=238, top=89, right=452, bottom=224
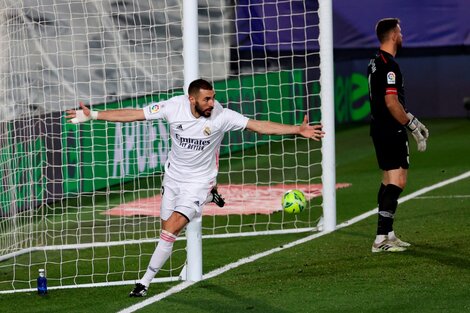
left=90, top=110, right=98, bottom=120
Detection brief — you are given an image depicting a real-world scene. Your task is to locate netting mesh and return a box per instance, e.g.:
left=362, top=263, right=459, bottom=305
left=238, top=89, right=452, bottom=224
left=0, top=0, right=324, bottom=292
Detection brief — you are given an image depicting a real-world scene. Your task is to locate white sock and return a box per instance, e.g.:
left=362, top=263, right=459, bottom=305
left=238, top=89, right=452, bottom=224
left=140, top=230, right=177, bottom=287
left=374, top=234, right=387, bottom=244
left=388, top=231, right=397, bottom=240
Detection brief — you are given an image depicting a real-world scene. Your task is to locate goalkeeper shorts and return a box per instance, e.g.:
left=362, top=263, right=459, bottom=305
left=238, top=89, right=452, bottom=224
left=372, top=131, right=409, bottom=171
left=160, top=176, right=214, bottom=221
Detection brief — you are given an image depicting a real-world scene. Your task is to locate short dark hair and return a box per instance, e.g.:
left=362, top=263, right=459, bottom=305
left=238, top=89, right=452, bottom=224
left=188, top=79, right=213, bottom=96
left=375, top=18, right=400, bottom=43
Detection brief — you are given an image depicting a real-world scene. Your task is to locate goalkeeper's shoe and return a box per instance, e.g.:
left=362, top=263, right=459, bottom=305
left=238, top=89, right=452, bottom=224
left=129, top=283, right=148, bottom=297
left=388, top=236, right=411, bottom=247
left=210, top=187, right=225, bottom=207
left=372, top=240, right=407, bottom=253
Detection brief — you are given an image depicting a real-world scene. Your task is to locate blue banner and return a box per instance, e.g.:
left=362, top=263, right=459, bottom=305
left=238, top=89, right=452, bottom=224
left=236, top=0, right=470, bottom=51
left=333, top=0, right=469, bottom=48
left=235, top=0, right=319, bottom=51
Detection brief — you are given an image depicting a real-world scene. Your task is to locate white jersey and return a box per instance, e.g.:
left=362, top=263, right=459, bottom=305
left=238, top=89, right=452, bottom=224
left=143, top=95, right=249, bottom=183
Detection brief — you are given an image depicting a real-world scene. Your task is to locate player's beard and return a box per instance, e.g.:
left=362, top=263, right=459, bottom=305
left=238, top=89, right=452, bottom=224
left=396, top=38, right=402, bottom=51
left=195, top=101, right=213, bottom=117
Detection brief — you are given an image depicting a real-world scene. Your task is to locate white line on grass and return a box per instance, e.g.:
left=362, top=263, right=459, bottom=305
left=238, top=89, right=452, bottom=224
left=415, top=195, right=470, bottom=199
left=118, top=170, right=470, bottom=313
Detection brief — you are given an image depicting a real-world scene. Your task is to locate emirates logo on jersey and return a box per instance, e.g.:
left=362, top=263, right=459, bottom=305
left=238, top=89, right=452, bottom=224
left=203, top=127, right=211, bottom=136
left=175, top=134, right=210, bottom=151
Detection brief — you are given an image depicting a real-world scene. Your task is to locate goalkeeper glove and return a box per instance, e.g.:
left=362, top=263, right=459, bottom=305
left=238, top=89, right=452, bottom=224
left=71, top=109, right=98, bottom=124
left=407, top=112, right=429, bottom=139
left=405, top=112, right=428, bottom=152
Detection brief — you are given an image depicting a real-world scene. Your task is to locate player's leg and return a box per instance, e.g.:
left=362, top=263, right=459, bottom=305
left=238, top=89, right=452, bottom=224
left=376, top=171, right=411, bottom=248
left=371, top=133, right=409, bottom=252
left=130, top=180, right=210, bottom=297
left=135, top=211, right=188, bottom=288
left=129, top=211, right=188, bottom=297
left=381, top=139, right=412, bottom=247
left=379, top=168, right=406, bottom=235
left=382, top=169, right=411, bottom=248
left=129, top=212, right=189, bottom=297
left=130, top=180, right=184, bottom=297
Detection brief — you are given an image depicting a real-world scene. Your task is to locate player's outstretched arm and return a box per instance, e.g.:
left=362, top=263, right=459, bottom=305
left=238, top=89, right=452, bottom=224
left=65, top=102, right=145, bottom=124
left=246, top=115, right=324, bottom=141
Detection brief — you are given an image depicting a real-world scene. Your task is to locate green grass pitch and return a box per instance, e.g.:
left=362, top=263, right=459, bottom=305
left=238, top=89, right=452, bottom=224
left=0, top=118, right=469, bottom=312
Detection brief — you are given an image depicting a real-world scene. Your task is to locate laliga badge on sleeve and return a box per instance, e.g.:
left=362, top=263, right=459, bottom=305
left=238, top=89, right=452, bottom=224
left=387, top=71, right=396, bottom=84
left=149, top=103, right=160, bottom=114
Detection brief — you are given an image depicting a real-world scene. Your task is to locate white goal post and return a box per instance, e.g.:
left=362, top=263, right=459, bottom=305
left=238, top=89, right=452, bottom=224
left=183, top=0, right=203, bottom=283
left=318, top=0, right=337, bottom=232
left=0, top=0, right=335, bottom=293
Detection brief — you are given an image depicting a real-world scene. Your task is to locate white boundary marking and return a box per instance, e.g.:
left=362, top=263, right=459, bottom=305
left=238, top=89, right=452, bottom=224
left=119, top=171, right=470, bottom=313
left=415, top=195, right=470, bottom=199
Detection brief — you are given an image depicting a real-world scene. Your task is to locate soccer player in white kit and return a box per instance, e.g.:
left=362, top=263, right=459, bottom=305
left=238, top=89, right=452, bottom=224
left=65, top=79, right=324, bottom=297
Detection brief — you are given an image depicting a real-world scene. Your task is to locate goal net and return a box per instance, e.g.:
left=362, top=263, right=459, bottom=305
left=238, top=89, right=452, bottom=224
left=0, top=0, right=334, bottom=292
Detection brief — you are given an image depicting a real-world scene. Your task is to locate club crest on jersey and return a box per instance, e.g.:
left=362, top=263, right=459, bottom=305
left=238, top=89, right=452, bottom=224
left=149, top=103, right=160, bottom=114
left=387, top=72, right=396, bottom=84
left=203, top=127, right=211, bottom=136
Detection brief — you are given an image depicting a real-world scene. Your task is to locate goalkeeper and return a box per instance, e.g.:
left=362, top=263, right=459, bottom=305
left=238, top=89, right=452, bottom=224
left=367, top=18, right=429, bottom=253
left=65, top=79, right=324, bottom=297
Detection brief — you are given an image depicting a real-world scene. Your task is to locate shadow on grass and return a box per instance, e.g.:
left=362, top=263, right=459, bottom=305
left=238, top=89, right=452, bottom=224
left=403, top=243, right=470, bottom=271
left=164, top=283, right=291, bottom=313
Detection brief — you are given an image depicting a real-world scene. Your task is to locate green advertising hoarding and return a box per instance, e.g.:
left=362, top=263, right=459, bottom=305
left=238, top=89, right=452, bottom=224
left=0, top=121, right=46, bottom=215
left=335, top=72, right=370, bottom=124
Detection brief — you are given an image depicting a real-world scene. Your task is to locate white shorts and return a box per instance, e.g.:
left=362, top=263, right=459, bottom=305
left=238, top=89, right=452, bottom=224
left=160, top=176, right=214, bottom=222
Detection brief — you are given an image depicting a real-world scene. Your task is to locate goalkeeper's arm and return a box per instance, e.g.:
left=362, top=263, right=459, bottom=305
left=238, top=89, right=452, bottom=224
left=65, top=102, right=145, bottom=124
left=385, top=94, right=429, bottom=152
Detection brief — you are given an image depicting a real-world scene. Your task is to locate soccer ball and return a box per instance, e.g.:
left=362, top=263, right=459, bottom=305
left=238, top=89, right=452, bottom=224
left=282, top=189, right=307, bottom=214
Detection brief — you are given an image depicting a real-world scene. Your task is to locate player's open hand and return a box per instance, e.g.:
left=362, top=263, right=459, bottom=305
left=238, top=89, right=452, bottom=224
left=299, top=115, right=324, bottom=141
left=65, top=102, right=97, bottom=124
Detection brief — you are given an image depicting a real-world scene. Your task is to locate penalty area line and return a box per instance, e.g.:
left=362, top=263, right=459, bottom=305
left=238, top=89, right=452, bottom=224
left=118, top=170, right=470, bottom=313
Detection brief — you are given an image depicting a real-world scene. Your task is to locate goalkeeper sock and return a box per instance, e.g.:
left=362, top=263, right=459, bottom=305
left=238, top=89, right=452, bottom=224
left=140, top=230, right=177, bottom=287
left=376, top=184, right=403, bottom=235
left=374, top=183, right=387, bottom=243
left=377, top=183, right=386, bottom=205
